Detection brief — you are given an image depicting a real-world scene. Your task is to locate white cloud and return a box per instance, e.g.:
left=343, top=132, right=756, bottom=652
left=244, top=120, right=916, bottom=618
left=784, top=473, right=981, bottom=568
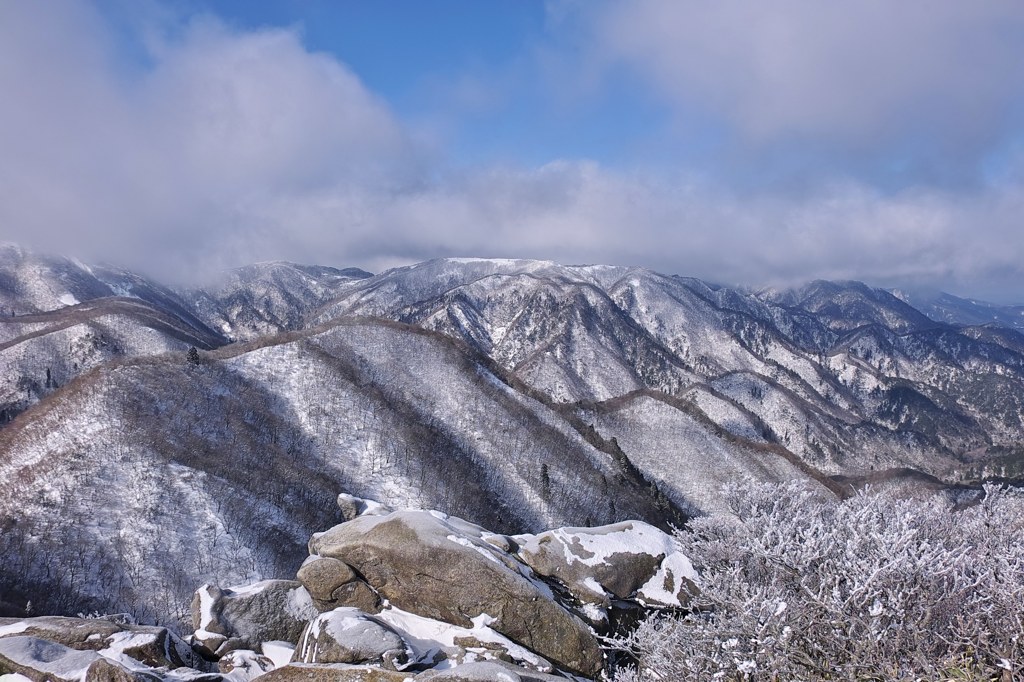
left=564, top=0, right=1024, bottom=155
left=0, top=1, right=1022, bottom=301
left=0, top=1, right=418, bottom=280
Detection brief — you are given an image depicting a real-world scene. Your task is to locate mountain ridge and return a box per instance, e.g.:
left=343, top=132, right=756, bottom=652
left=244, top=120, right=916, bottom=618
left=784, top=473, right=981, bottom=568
left=0, top=246, right=1022, bottom=628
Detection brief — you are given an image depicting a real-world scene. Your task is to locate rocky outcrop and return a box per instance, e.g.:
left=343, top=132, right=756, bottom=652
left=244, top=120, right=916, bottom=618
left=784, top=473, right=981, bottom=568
left=417, top=661, right=570, bottom=681
left=297, top=556, right=381, bottom=614
left=309, top=510, right=604, bottom=678
left=0, top=615, right=203, bottom=670
left=3, top=496, right=695, bottom=681
left=293, top=609, right=408, bottom=668
left=191, top=580, right=318, bottom=656
left=514, top=521, right=700, bottom=609
left=0, top=615, right=216, bottom=680
left=258, top=664, right=410, bottom=681
left=0, top=635, right=104, bottom=682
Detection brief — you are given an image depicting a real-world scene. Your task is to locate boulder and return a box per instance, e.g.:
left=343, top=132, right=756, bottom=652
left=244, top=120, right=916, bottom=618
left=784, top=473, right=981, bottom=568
left=0, top=635, right=100, bottom=681
left=100, top=625, right=209, bottom=670
left=514, top=521, right=699, bottom=609
left=83, top=658, right=164, bottom=681
left=191, top=580, right=318, bottom=656
left=218, top=649, right=275, bottom=680
left=417, top=660, right=570, bottom=681
left=0, top=616, right=121, bottom=650
left=309, top=510, right=603, bottom=678
left=336, top=494, right=392, bottom=522
left=256, top=663, right=411, bottom=681
left=293, top=608, right=409, bottom=668
left=0, top=619, right=214, bottom=679
left=297, top=556, right=381, bottom=614
left=371, top=605, right=553, bottom=674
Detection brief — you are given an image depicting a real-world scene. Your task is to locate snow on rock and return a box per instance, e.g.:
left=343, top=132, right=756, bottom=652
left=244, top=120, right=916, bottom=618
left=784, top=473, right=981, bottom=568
left=190, top=581, right=317, bottom=657
left=0, top=615, right=207, bottom=672
left=0, top=636, right=100, bottom=681
left=374, top=606, right=552, bottom=674
left=514, top=521, right=699, bottom=609
left=218, top=649, right=275, bottom=680
left=309, top=509, right=602, bottom=678
left=416, top=660, right=570, bottom=681
left=294, top=608, right=409, bottom=668
left=261, top=641, right=296, bottom=669
left=337, top=494, right=393, bottom=521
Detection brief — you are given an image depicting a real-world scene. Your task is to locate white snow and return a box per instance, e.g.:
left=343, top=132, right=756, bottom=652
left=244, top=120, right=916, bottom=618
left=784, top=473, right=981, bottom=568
left=260, top=640, right=294, bottom=669
left=516, top=520, right=699, bottom=607
left=195, top=584, right=217, bottom=632
left=446, top=534, right=505, bottom=566
left=0, top=622, right=30, bottom=637
left=99, top=630, right=157, bottom=658
left=226, top=580, right=273, bottom=597
left=374, top=605, right=551, bottom=672
left=58, top=293, right=78, bottom=306
left=283, top=586, right=317, bottom=621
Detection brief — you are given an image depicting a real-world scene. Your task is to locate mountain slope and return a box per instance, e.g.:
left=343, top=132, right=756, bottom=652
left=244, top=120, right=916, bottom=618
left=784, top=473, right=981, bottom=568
left=186, top=261, right=373, bottom=341
left=0, top=317, right=674, bottom=625
left=311, top=259, right=1024, bottom=483
left=2, top=249, right=1023, bottom=632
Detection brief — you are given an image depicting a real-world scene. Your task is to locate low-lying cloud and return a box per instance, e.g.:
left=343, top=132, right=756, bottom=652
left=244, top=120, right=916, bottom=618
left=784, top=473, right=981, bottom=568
left=1, top=1, right=1023, bottom=301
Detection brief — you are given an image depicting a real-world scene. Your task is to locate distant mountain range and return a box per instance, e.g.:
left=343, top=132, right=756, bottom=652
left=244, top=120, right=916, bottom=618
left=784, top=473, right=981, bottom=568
left=1, top=243, right=1022, bottom=626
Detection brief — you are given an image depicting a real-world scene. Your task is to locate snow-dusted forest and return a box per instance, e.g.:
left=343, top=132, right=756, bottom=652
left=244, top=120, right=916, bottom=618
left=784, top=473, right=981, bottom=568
left=614, top=482, right=1024, bottom=681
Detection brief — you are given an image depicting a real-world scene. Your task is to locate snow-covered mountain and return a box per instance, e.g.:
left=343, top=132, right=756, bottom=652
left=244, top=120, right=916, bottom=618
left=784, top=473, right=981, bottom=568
left=893, top=289, right=1024, bottom=332
left=185, top=261, right=372, bottom=341
left=1, top=247, right=1022, bottom=629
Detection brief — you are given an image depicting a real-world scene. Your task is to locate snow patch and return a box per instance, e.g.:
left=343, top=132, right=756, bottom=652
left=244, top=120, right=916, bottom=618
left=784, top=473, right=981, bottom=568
left=375, top=605, right=550, bottom=672
left=284, top=586, right=317, bottom=621
left=260, top=640, right=294, bottom=669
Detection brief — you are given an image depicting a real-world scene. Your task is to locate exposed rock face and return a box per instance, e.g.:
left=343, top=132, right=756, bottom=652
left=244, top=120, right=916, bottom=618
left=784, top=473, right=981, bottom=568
left=191, top=580, right=318, bottom=656
left=515, top=521, right=700, bottom=609
left=258, top=664, right=410, bottom=681
left=297, top=556, right=381, bottom=614
left=2, top=500, right=697, bottom=681
left=0, top=635, right=101, bottom=681
left=294, top=608, right=409, bottom=668
left=309, top=510, right=604, bottom=678
left=417, top=660, right=570, bottom=681
left=0, top=615, right=212, bottom=678
left=218, top=648, right=275, bottom=679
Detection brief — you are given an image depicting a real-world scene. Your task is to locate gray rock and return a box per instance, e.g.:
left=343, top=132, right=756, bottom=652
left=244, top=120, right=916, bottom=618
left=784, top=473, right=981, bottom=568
left=101, top=624, right=209, bottom=670
left=83, top=657, right=165, bottom=681
left=191, top=580, right=318, bottom=656
left=515, top=521, right=699, bottom=609
left=218, top=648, right=275, bottom=678
left=0, top=635, right=100, bottom=681
left=417, top=660, right=572, bottom=681
left=0, top=616, right=121, bottom=650
left=298, top=557, right=358, bottom=601
left=309, top=510, right=603, bottom=678
left=257, top=663, right=411, bottom=681
left=293, top=608, right=408, bottom=668
left=297, top=557, right=381, bottom=614
left=336, top=494, right=391, bottom=522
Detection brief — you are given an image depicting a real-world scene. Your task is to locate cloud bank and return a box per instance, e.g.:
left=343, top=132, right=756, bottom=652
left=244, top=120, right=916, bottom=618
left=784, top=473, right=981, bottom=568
left=1, top=1, right=1023, bottom=300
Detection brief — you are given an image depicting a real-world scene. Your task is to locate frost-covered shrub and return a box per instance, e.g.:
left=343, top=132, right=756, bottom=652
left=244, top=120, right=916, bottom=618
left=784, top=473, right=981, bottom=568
left=612, top=481, right=1024, bottom=681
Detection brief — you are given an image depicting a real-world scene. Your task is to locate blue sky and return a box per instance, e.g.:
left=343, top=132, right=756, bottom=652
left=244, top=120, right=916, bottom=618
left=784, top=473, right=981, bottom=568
left=2, top=1, right=1024, bottom=300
